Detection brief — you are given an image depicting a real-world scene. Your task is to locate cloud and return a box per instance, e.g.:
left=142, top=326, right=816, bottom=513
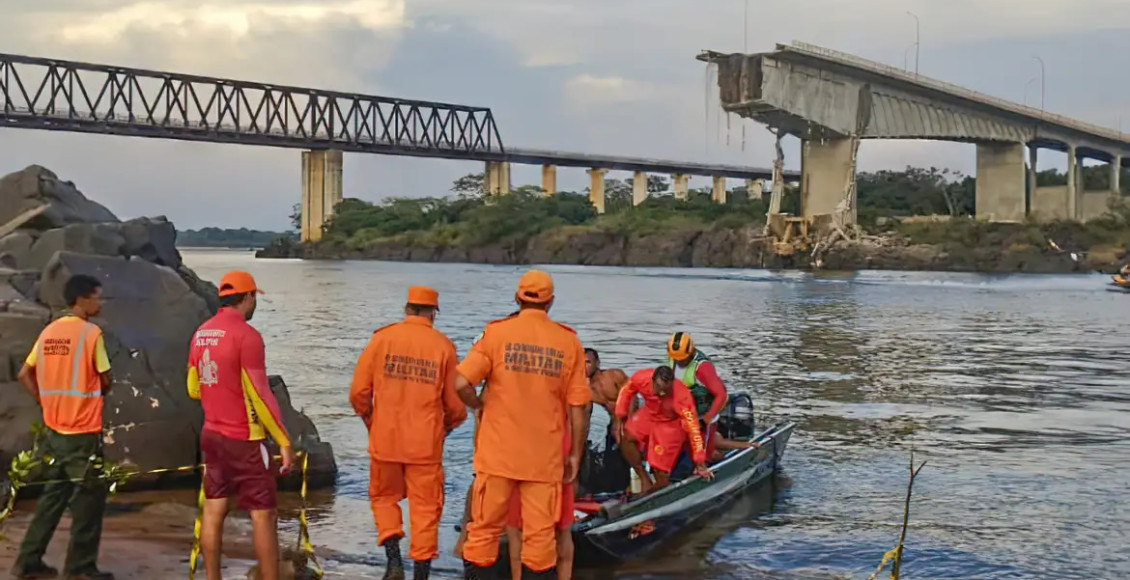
left=56, top=0, right=407, bottom=45
left=1, top=0, right=1130, bottom=230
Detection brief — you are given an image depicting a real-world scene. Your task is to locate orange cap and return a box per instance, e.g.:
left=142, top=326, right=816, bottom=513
left=407, top=286, right=439, bottom=308
left=516, top=270, right=554, bottom=304
left=218, top=271, right=263, bottom=297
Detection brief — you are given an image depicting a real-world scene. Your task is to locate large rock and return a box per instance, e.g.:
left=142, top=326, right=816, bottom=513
left=0, top=165, right=337, bottom=491
left=27, top=223, right=126, bottom=270
left=0, top=166, right=119, bottom=229
left=0, top=232, right=34, bottom=269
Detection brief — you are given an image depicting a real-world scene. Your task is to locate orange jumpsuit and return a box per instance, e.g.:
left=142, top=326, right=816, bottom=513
left=349, top=315, right=467, bottom=561
left=458, top=309, right=591, bottom=572
left=615, top=368, right=707, bottom=473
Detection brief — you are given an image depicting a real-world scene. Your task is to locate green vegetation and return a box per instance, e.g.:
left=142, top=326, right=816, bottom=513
left=313, top=173, right=774, bottom=253
left=177, top=227, right=294, bottom=248
left=292, top=165, right=1130, bottom=265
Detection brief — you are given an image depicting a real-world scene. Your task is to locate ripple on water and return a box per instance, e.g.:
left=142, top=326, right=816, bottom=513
left=181, top=252, right=1130, bottom=579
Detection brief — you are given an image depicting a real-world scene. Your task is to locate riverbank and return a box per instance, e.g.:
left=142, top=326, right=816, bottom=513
left=257, top=218, right=1128, bottom=274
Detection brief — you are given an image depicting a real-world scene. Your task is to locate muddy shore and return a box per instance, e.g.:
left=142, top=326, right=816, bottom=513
left=0, top=491, right=372, bottom=580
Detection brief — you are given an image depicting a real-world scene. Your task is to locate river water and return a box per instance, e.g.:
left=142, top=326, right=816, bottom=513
left=181, top=250, right=1130, bottom=580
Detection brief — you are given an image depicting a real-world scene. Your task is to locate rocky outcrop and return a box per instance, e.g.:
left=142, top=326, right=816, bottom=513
left=0, top=165, right=336, bottom=490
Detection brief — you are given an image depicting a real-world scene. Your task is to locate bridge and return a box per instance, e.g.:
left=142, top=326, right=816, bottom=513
left=700, top=41, right=1130, bottom=225
left=0, top=52, right=796, bottom=242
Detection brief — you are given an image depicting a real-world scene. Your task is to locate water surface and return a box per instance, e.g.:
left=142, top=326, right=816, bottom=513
left=182, top=250, right=1130, bottom=579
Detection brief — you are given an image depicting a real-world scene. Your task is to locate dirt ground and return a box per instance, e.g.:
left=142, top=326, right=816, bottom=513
left=0, top=493, right=313, bottom=580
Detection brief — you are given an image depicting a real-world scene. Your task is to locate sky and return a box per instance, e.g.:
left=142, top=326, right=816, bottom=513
left=1, top=0, right=1129, bottom=230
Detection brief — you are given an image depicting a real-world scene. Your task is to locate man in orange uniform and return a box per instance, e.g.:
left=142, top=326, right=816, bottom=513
left=13, top=275, right=114, bottom=580
left=616, top=366, right=711, bottom=494
left=187, top=271, right=295, bottom=580
left=349, top=286, right=467, bottom=580
left=503, top=425, right=575, bottom=580
left=455, top=270, right=591, bottom=580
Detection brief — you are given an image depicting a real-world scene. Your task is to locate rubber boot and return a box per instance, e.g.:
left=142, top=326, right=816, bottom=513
left=520, top=566, right=557, bottom=580
left=462, top=560, right=495, bottom=580
left=382, top=538, right=405, bottom=580
left=412, top=560, right=431, bottom=580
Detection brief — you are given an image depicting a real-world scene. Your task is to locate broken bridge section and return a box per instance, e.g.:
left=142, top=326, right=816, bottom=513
left=701, top=41, right=1130, bottom=224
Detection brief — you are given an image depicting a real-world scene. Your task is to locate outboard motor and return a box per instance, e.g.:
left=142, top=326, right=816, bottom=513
left=719, top=393, right=755, bottom=441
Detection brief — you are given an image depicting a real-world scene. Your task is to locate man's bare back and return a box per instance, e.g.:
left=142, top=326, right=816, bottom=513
left=589, top=368, right=628, bottom=412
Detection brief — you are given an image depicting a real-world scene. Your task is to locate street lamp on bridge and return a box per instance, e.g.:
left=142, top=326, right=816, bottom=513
left=906, top=11, right=920, bottom=75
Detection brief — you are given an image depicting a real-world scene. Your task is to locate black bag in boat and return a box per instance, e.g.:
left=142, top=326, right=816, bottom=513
left=577, top=426, right=631, bottom=496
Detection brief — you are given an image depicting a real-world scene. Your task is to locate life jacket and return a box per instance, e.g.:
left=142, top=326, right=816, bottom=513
left=668, top=349, right=714, bottom=417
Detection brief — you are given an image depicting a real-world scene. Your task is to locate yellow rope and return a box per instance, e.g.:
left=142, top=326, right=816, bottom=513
left=0, top=447, right=319, bottom=580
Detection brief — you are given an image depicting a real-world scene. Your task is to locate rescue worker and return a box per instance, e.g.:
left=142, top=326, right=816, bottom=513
left=615, top=366, right=711, bottom=494
left=349, top=286, right=467, bottom=580
left=455, top=270, right=591, bottom=580
left=665, top=332, right=728, bottom=461
left=504, top=423, right=576, bottom=580
left=187, top=271, right=296, bottom=580
left=12, top=274, right=114, bottom=580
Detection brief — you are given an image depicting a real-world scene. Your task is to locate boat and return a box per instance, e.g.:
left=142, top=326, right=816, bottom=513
left=1109, top=274, right=1130, bottom=292
left=567, top=420, right=796, bottom=564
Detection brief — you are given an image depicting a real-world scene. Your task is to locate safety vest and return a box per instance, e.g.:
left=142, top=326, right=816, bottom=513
left=668, top=349, right=714, bottom=417
left=35, top=317, right=105, bottom=435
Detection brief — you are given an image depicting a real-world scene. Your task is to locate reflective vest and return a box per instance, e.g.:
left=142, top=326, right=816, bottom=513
left=668, top=349, right=714, bottom=417
left=35, top=317, right=105, bottom=434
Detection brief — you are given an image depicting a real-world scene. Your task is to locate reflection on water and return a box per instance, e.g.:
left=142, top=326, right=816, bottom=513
left=181, top=251, right=1130, bottom=579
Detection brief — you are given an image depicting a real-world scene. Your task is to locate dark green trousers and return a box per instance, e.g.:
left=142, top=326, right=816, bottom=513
left=13, top=430, right=107, bottom=576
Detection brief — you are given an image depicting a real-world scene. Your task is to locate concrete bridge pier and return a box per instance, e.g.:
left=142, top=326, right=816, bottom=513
left=541, top=164, right=557, bottom=195
left=1030, top=144, right=1070, bottom=221
left=632, top=171, right=648, bottom=206
left=1067, top=145, right=1078, bottom=219
left=484, top=161, right=511, bottom=195
left=588, top=168, right=607, bottom=213
left=673, top=174, right=690, bottom=200
left=974, top=142, right=1027, bottom=222
left=800, top=138, right=855, bottom=223
left=1079, top=153, right=1123, bottom=221
left=300, top=149, right=343, bottom=242
left=712, top=176, right=727, bottom=203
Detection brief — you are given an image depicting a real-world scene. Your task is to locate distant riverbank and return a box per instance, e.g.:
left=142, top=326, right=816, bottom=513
left=256, top=218, right=1127, bottom=274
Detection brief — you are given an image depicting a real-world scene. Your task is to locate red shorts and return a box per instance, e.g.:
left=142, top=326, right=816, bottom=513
left=200, top=429, right=277, bottom=511
left=625, top=412, right=687, bottom=473
left=506, top=482, right=574, bottom=530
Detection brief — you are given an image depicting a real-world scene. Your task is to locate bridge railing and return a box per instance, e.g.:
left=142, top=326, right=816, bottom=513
left=786, top=41, right=1128, bottom=145
left=0, top=53, right=505, bottom=158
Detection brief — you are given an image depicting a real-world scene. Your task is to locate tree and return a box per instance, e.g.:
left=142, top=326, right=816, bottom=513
left=452, top=173, right=485, bottom=199
left=289, top=203, right=301, bottom=233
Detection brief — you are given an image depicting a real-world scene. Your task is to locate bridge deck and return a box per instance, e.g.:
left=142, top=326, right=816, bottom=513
left=0, top=52, right=788, bottom=180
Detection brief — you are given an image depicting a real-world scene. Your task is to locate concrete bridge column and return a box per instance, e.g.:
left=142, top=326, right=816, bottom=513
left=974, top=142, right=1026, bottom=222
left=541, top=164, right=557, bottom=195
left=712, top=176, right=727, bottom=203
left=673, top=174, right=690, bottom=200
left=1066, top=145, right=1078, bottom=220
left=1111, top=155, right=1122, bottom=196
left=800, top=138, right=855, bottom=223
left=484, top=161, right=511, bottom=195
left=632, top=171, right=648, bottom=206
left=300, top=149, right=343, bottom=242
left=588, top=168, right=607, bottom=213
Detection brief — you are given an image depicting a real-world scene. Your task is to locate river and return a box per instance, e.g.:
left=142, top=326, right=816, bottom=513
left=181, top=249, right=1130, bottom=580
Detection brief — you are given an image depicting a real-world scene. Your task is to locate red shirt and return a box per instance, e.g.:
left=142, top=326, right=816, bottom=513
left=187, top=308, right=290, bottom=447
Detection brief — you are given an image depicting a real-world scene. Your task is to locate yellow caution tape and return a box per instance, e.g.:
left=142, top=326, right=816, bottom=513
left=866, top=546, right=902, bottom=580
left=186, top=467, right=206, bottom=580
left=0, top=433, right=320, bottom=580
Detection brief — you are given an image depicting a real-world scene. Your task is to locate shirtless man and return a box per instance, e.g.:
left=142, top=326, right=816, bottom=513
left=584, top=348, right=629, bottom=442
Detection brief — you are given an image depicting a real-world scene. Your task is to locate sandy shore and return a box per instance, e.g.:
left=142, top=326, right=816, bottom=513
left=0, top=491, right=344, bottom=580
